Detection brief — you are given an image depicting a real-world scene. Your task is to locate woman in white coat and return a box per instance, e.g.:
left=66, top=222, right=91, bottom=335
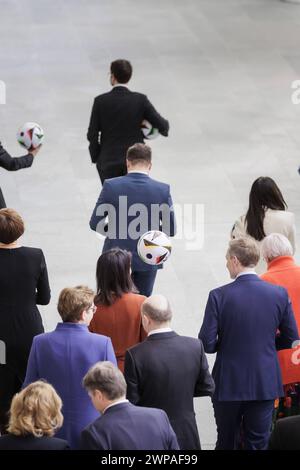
left=231, top=177, right=296, bottom=273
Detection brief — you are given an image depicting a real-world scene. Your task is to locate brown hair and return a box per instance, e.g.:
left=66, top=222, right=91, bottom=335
left=8, top=381, right=63, bottom=437
left=83, top=362, right=126, bottom=400
left=228, top=237, right=260, bottom=267
left=57, top=285, right=95, bottom=323
left=126, top=143, right=152, bottom=166
left=110, top=59, right=132, bottom=83
left=0, top=208, right=24, bottom=244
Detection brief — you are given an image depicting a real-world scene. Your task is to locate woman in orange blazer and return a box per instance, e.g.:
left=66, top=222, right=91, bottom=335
left=89, top=248, right=147, bottom=372
left=261, top=233, right=300, bottom=386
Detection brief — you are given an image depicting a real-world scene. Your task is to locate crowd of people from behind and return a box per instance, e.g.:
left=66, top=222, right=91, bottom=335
left=0, top=59, right=300, bottom=451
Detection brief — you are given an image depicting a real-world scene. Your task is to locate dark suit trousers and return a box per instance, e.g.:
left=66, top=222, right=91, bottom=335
left=213, top=400, right=274, bottom=450
left=131, top=270, right=157, bottom=297
left=97, top=163, right=127, bottom=184
left=0, top=187, right=6, bottom=209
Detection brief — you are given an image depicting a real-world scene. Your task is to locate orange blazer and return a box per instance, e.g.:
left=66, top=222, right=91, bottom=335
left=89, top=292, right=147, bottom=372
left=261, top=256, right=300, bottom=384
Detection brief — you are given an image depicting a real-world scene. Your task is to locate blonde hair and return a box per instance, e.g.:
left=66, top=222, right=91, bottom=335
left=228, top=237, right=260, bottom=267
left=57, top=285, right=95, bottom=322
left=8, top=381, right=63, bottom=437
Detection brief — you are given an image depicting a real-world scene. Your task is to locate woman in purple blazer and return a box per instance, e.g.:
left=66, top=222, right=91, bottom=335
left=23, top=285, right=117, bottom=449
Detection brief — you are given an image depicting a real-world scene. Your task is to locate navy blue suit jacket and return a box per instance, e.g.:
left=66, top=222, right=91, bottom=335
left=80, top=402, right=179, bottom=450
left=199, top=274, right=299, bottom=401
left=89, top=172, right=176, bottom=271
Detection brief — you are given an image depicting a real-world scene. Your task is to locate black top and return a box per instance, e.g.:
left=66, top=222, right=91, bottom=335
left=269, top=416, right=300, bottom=450
left=0, top=246, right=50, bottom=378
left=87, top=86, right=169, bottom=168
left=124, top=332, right=215, bottom=450
left=0, top=434, right=69, bottom=450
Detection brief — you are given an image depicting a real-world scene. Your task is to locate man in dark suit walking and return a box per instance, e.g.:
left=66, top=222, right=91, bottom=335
left=87, top=59, right=169, bottom=183
left=199, top=237, right=299, bottom=450
left=0, top=142, right=40, bottom=208
left=80, top=361, right=179, bottom=450
left=124, top=295, right=215, bottom=450
left=89, top=143, right=176, bottom=296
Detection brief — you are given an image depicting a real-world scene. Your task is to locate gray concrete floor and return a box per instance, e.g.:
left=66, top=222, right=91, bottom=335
left=1, top=0, right=300, bottom=449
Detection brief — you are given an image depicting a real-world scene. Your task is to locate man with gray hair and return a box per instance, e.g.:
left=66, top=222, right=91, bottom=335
left=80, top=361, right=179, bottom=450
left=199, top=237, right=299, bottom=450
left=124, top=295, right=215, bottom=450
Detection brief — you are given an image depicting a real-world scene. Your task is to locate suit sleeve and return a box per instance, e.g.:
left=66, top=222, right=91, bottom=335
left=89, top=181, right=111, bottom=234
left=276, top=294, right=299, bottom=350
left=87, top=99, right=102, bottom=164
left=161, top=411, right=180, bottom=450
left=0, top=144, right=34, bottom=171
left=143, top=97, right=169, bottom=136
left=194, top=341, right=215, bottom=397
left=160, top=186, right=176, bottom=237
left=36, top=251, right=51, bottom=305
left=198, top=291, right=219, bottom=353
left=124, top=350, right=141, bottom=404
left=106, top=338, right=117, bottom=366
left=80, top=428, right=103, bottom=450
left=23, top=338, right=39, bottom=387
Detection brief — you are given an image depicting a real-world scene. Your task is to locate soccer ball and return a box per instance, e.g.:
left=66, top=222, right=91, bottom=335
left=17, top=122, right=44, bottom=151
left=141, top=120, right=159, bottom=140
left=137, top=230, right=172, bottom=265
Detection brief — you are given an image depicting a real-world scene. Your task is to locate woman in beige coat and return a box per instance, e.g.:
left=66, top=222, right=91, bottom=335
left=231, top=177, right=296, bottom=273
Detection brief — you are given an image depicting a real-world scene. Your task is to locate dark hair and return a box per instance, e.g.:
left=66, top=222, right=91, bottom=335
left=126, top=143, right=152, bottom=165
left=245, top=177, right=287, bottom=241
left=0, top=208, right=25, bottom=244
left=83, top=362, right=126, bottom=400
left=110, top=59, right=132, bottom=83
left=95, top=249, right=137, bottom=306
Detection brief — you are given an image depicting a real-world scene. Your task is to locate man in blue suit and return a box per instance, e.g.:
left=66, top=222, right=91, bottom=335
left=199, top=237, right=299, bottom=450
left=23, top=286, right=117, bottom=449
left=89, top=143, right=176, bottom=296
left=81, top=361, right=179, bottom=450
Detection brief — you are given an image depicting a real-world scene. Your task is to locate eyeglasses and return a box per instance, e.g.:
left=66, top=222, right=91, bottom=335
left=88, top=304, right=97, bottom=315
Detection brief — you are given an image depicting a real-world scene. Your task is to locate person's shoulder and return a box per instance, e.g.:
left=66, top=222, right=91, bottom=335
left=94, top=91, right=113, bottom=101
left=147, top=177, right=170, bottom=191
left=18, top=246, right=44, bottom=257
left=266, top=209, right=295, bottom=222
left=43, top=436, right=69, bottom=450
left=123, top=292, right=146, bottom=305
left=88, top=330, right=111, bottom=344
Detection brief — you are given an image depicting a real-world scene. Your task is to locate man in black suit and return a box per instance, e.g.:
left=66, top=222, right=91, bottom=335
left=80, top=361, right=179, bottom=450
left=124, top=295, right=215, bottom=450
left=87, top=59, right=169, bottom=183
left=0, top=142, right=40, bottom=208
left=269, top=416, right=300, bottom=450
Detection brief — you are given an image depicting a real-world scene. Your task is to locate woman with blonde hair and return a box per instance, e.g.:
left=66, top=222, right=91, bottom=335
left=0, top=381, right=69, bottom=449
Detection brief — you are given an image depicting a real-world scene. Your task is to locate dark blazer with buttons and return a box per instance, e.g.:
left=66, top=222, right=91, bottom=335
left=0, top=434, right=69, bottom=450
left=80, top=402, right=179, bottom=451
left=87, top=86, right=169, bottom=168
left=124, top=331, right=215, bottom=450
left=0, top=142, right=33, bottom=208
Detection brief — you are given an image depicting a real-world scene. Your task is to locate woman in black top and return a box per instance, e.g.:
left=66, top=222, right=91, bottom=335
left=0, top=209, right=50, bottom=432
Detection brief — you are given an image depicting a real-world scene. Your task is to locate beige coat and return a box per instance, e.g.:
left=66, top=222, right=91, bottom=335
left=231, top=209, right=296, bottom=274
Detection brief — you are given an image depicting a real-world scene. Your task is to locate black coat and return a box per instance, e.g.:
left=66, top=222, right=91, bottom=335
left=0, top=142, right=33, bottom=208
left=0, top=434, right=69, bottom=450
left=269, top=416, right=300, bottom=450
left=87, top=86, right=169, bottom=169
left=124, top=331, right=215, bottom=450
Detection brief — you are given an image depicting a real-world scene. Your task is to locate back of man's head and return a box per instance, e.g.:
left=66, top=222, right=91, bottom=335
left=126, top=143, right=152, bottom=168
left=110, top=59, right=132, bottom=84
left=228, top=237, right=260, bottom=268
left=83, top=362, right=126, bottom=400
left=142, top=295, right=172, bottom=324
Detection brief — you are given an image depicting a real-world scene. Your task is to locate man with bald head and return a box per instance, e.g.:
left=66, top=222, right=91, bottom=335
left=124, top=295, right=215, bottom=450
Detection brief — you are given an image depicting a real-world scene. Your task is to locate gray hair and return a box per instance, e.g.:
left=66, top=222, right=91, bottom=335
left=141, top=295, right=172, bottom=323
left=83, top=362, right=126, bottom=400
left=261, top=233, right=293, bottom=262
left=228, top=237, right=260, bottom=267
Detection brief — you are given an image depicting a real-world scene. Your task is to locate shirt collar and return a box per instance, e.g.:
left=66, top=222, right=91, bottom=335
left=128, top=170, right=149, bottom=175
left=148, top=327, right=173, bottom=337
left=112, top=83, right=128, bottom=89
left=236, top=269, right=258, bottom=279
left=103, top=399, right=129, bottom=413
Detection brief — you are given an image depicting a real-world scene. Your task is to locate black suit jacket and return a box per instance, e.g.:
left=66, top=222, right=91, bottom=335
left=87, top=86, right=169, bottom=168
left=80, top=402, right=179, bottom=451
left=269, top=416, right=300, bottom=450
left=0, top=142, right=33, bottom=208
left=0, top=434, right=69, bottom=450
left=124, top=332, right=215, bottom=450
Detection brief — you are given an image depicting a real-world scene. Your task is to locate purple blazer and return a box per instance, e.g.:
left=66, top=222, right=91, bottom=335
left=23, top=323, right=117, bottom=448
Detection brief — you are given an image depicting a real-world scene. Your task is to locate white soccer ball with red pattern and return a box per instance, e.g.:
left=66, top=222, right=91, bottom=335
left=137, top=230, right=172, bottom=265
left=17, top=122, right=44, bottom=151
